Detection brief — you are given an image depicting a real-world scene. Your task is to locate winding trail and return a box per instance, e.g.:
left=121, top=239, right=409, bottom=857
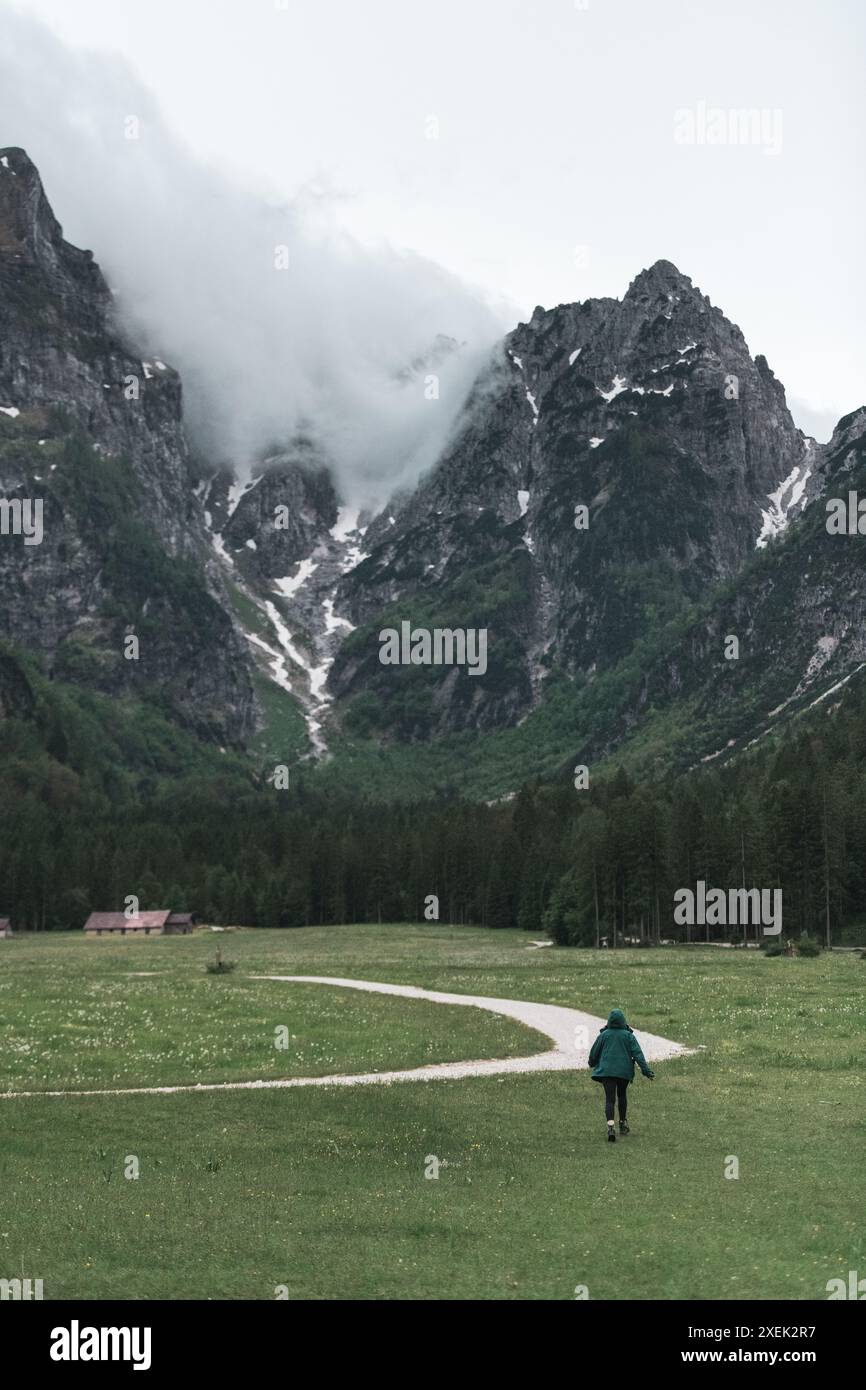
left=0, top=975, right=693, bottom=1099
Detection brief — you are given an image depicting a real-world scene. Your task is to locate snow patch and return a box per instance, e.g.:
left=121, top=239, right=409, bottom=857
left=307, top=657, right=332, bottom=703
left=517, top=489, right=530, bottom=517
left=210, top=531, right=233, bottom=565
left=323, top=598, right=354, bottom=635
left=756, top=465, right=812, bottom=549
left=341, top=540, right=369, bottom=572
left=597, top=375, right=628, bottom=403
left=273, top=557, right=318, bottom=598
left=263, top=600, right=308, bottom=673
left=329, top=506, right=370, bottom=568
left=245, top=632, right=294, bottom=694
left=227, top=474, right=261, bottom=519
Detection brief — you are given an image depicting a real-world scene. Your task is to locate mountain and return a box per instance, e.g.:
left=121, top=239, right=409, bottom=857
left=0, top=146, right=255, bottom=748
left=327, top=258, right=817, bottom=737
left=2, top=148, right=864, bottom=803
left=215, top=250, right=858, bottom=795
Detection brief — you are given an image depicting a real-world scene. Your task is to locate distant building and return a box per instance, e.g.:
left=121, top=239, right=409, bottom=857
left=83, top=911, right=196, bottom=937
left=166, top=912, right=196, bottom=932
left=0, top=917, right=13, bottom=938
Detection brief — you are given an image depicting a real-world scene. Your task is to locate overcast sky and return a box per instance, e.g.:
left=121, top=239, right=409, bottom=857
left=6, top=0, right=865, bottom=444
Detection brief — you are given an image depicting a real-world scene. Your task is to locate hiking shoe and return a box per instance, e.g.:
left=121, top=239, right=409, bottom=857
left=607, top=1125, right=616, bottom=1142
left=619, top=1121, right=630, bottom=1135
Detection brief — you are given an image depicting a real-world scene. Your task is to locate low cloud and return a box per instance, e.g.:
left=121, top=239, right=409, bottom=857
left=0, top=5, right=505, bottom=506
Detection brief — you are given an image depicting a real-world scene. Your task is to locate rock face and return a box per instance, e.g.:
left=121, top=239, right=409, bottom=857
left=3, top=146, right=862, bottom=781
left=198, top=252, right=860, bottom=764
left=210, top=441, right=339, bottom=581
left=619, top=405, right=866, bottom=771
left=0, top=147, right=255, bottom=744
left=323, top=259, right=818, bottom=740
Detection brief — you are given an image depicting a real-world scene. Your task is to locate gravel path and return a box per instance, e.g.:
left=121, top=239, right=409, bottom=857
left=0, top=974, right=692, bottom=1098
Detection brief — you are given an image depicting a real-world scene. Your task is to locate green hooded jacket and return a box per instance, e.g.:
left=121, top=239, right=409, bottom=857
left=588, top=1008, right=652, bottom=1081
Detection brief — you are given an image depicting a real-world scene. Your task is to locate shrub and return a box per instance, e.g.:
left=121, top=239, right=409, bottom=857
left=205, top=948, right=236, bottom=975
left=762, top=939, right=787, bottom=957
left=796, top=937, right=822, bottom=958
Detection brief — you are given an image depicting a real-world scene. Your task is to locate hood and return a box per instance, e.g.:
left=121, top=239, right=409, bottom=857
left=606, top=1008, right=629, bottom=1029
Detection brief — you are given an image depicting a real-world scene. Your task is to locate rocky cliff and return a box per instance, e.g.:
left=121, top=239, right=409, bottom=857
left=0, top=147, right=255, bottom=745
left=323, top=259, right=820, bottom=741
left=202, top=250, right=860, bottom=778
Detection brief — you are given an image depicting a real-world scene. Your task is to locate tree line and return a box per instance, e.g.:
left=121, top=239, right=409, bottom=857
left=3, top=683, right=866, bottom=945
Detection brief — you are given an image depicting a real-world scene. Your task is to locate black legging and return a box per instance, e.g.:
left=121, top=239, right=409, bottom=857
left=601, top=1077, right=628, bottom=1122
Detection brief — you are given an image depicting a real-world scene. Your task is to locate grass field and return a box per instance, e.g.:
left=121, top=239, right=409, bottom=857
left=1, top=925, right=863, bottom=1300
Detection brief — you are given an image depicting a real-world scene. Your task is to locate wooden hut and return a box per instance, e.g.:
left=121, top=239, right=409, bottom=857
left=83, top=909, right=197, bottom=936
left=84, top=910, right=170, bottom=936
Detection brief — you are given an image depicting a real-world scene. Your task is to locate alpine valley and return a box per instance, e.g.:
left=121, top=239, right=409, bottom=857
left=3, top=147, right=866, bottom=937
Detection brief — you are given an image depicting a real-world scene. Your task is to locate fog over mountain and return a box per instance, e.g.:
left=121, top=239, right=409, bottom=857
left=0, top=4, right=505, bottom=506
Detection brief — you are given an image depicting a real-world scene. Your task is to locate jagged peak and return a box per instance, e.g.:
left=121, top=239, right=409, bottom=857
left=0, top=145, right=41, bottom=180
left=514, top=260, right=704, bottom=337
left=625, top=259, right=696, bottom=299
left=0, top=145, right=109, bottom=314
left=0, top=145, right=65, bottom=256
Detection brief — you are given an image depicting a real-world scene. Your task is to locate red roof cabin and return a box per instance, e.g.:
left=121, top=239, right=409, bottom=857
left=83, top=911, right=195, bottom=937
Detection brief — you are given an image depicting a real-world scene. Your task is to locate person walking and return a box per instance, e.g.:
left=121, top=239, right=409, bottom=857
left=588, top=1007, right=654, bottom=1142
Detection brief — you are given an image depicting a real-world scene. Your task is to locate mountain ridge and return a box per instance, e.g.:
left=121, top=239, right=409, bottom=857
left=2, top=147, right=864, bottom=798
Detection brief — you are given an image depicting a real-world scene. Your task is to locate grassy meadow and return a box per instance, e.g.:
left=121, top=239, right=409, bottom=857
left=0, top=925, right=863, bottom=1300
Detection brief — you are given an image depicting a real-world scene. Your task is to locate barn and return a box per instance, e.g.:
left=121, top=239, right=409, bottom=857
left=166, top=912, right=196, bottom=932
left=83, top=911, right=196, bottom=937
